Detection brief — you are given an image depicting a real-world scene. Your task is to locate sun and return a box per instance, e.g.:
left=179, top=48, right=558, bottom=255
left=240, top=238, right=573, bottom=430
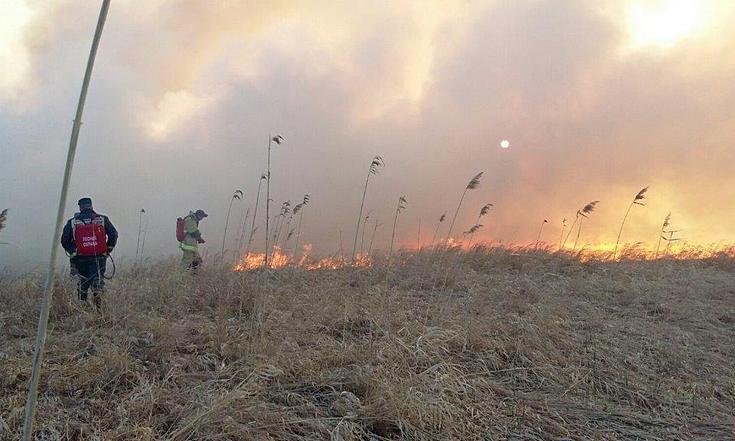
left=626, top=0, right=708, bottom=48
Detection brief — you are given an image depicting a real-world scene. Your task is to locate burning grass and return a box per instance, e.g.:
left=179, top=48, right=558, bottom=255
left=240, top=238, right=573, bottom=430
left=233, top=245, right=373, bottom=271
left=1, top=247, right=734, bottom=439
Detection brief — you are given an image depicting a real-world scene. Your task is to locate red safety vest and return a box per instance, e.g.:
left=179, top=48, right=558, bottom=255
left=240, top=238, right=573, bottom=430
left=73, top=215, right=107, bottom=256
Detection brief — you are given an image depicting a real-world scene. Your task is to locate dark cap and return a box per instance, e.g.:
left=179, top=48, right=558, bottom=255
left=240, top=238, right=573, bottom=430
left=78, top=197, right=93, bottom=208
left=195, top=209, right=208, bottom=218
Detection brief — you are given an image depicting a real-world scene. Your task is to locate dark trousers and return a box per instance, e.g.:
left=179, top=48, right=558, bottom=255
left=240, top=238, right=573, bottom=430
left=71, top=256, right=106, bottom=301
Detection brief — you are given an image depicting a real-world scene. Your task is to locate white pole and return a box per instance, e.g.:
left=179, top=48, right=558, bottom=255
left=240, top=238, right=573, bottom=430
left=22, top=2, right=111, bottom=439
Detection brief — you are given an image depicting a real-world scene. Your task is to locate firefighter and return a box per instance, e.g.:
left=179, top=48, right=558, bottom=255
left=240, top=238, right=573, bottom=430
left=61, top=197, right=118, bottom=307
left=180, top=209, right=207, bottom=271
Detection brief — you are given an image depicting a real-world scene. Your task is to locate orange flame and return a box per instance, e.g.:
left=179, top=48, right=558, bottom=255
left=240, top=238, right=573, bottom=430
left=233, top=246, right=290, bottom=271
left=233, top=244, right=373, bottom=272
left=233, top=242, right=733, bottom=272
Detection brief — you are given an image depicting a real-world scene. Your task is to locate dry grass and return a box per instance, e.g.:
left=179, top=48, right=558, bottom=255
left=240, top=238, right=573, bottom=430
left=2, top=248, right=734, bottom=440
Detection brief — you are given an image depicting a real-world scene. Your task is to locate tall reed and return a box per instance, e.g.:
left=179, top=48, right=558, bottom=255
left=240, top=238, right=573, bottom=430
left=430, top=212, right=446, bottom=248
left=222, top=189, right=243, bottom=259
left=138, top=210, right=149, bottom=262
left=573, top=201, right=599, bottom=251
left=464, top=224, right=483, bottom=248
left=271, top=201, right=290, bottom=253
left=654, top=212, right=671, bottom=259
left=285, top=228, right=296, bottom=248
left=657, top=214, right=681, bottom=256
left=535, top=219, right=548, bottom=249
left=135, top=208, right=145, bottom=263
left=613, top=186, right=648, bottom=259
left=23, top=2, right=110, bottom=439
left=352, top=156, right=384, bottom=261
left=446, top=172, right=483, bottom=244
left=558, top=218, right=567, bottom=250
left=235, top=206, right=251, bottom=257
left=359, top=210, right=373, bottom=255
left=388, top=196, right=408, bottom=261
left=416, top=218, right=421, bottom=251
left=368, top=219, right=381, bottom=255
left=293, top=194, right=310, bottom=257
left=244, top=172, right=267, bottom=256
left=139, top=225, right=147, bottom=261
left=277, top=203, right=294, bottom=249
left=280, top=197, right=305, bottom=251
left=663, top=228, right=681, bottom=255
left=265, top=134, right=284, bottom=267
left=467, top=203, right=492, bottom=247
left=562, top=201, right=599, bottom=250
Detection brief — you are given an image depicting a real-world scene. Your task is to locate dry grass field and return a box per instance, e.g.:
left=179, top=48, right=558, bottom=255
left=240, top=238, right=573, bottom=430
left=1, top=247, right=734, bottom=440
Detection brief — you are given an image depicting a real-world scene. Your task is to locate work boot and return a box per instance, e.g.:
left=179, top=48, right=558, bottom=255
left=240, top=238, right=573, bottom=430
left=78, top=293, right=94, bottom=310
left=92, top=293, right=102, bottom=309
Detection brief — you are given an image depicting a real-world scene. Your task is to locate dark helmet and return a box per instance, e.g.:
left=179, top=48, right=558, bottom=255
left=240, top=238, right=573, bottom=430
left=78, top=197, right=93, bottom=209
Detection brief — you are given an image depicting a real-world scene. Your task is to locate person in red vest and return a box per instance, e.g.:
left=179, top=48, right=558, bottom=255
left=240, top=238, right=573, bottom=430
left=61, top=197, right=118, bottom=307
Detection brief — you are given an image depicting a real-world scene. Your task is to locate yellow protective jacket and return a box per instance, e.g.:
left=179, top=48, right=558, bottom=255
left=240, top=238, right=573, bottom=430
left=179, top=213, right=201, bottom=253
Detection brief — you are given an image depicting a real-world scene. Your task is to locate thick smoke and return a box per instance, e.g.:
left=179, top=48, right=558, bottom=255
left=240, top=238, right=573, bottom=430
left=1, top=0, right=734, bottom=268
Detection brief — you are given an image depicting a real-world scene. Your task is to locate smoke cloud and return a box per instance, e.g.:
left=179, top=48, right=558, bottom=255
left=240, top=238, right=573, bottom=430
left=2, top=0, right=734, bottom=268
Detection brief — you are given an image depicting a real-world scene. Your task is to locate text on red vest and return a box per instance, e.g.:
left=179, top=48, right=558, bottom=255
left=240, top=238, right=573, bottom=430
left=73, top=215, right=107, bottom=256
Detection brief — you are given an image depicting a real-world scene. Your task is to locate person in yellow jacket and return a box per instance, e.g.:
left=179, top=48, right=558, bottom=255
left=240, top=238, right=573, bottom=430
left=180, top=209, right=208, bottom=271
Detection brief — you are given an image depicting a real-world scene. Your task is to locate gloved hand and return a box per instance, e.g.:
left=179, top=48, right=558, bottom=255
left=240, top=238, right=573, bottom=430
left=197, top=238, right=206, bottom=244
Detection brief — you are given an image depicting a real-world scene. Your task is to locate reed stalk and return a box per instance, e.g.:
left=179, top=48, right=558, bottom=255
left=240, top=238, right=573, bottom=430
left=245, top=173, right=266, bottom=257
left=613, top=187, right=648, bottom=259
left=654, top=212, right=671, bottom=259
left=23, top=2, right=110, bottom=439
left=388, top=196, right=408, bottom=262
left=446, top=172, right=483, bottom=245
left=535, top=219, right=548, bottom=249
left=222, top=189, right=243, bottom=260
left=351, top=156, right=384, bottom=261
left=265, top=135, right=284, bottom=267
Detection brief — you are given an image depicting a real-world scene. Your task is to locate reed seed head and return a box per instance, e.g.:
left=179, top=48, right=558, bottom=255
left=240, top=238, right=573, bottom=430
left=633, top=186, right=648, bottom=205
left=579, top=200, right=599, bottom=217
left=464, top=224, right=483, bottom=235
left=479, top=203, right=493, bottom=216
left=466, top=172, right=483, bottom=190
left=397, top=196, right=407, bottom=212
left=663, top=212, right=671, bottom=229
left=369, top=155, right=385, bottom=175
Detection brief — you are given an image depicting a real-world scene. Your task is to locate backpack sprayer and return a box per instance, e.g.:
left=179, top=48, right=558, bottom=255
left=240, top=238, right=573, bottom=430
left=70, top=212, right=116, bottom=280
